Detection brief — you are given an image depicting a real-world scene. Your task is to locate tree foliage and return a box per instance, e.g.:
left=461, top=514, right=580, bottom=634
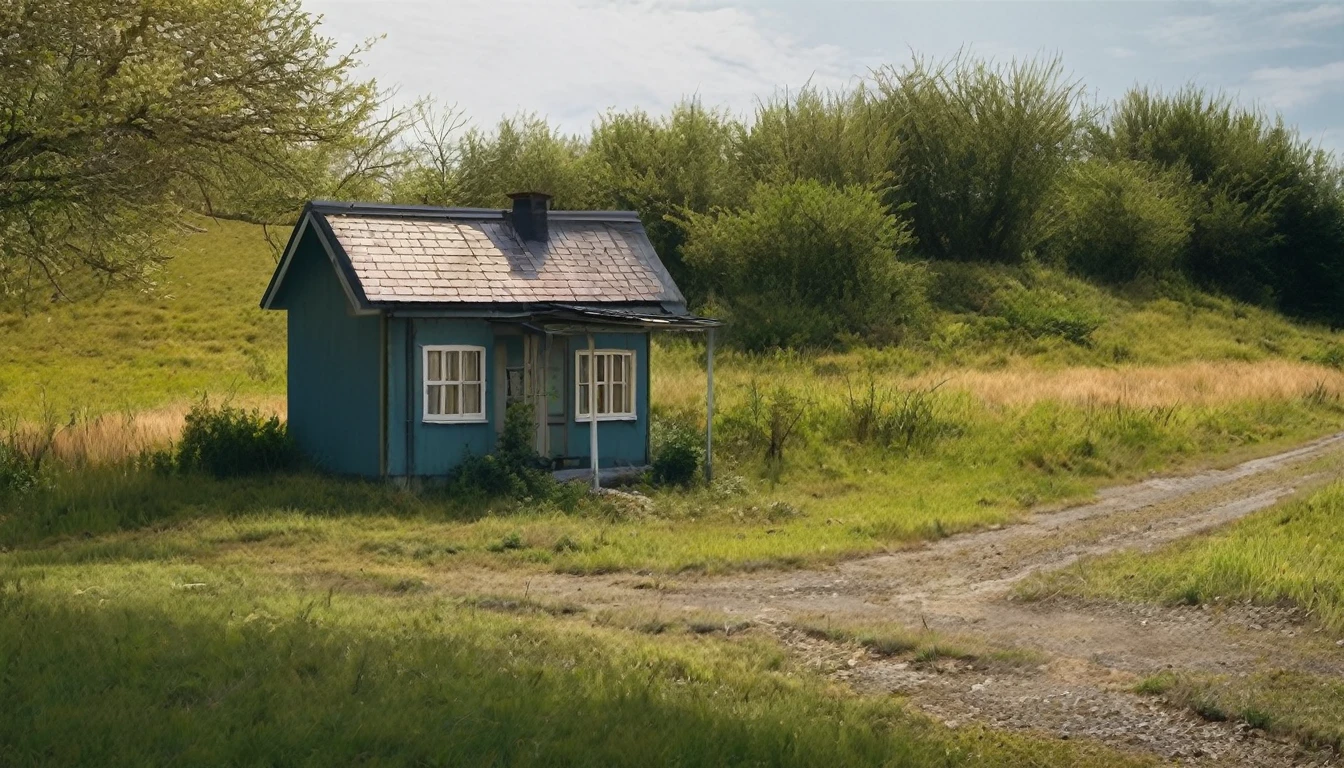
left=873, top=56, right=1088, bottom=264
left=1047, top=159, right=1194, bottom=284
left=1099, top=88, right=1344, bottom=319
left=0, top=0, right=385, bottom=300
left=680, top=180, right=928, bottom=349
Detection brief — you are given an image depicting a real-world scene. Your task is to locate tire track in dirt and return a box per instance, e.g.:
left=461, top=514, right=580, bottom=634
left=436, top=433, right=1344, bottom=766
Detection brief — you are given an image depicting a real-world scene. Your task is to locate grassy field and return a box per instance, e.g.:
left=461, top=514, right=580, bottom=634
left=0, top=541, right=1149, bottom=767
left=1019, top=482, right=1344, bottom=633
left=4, top=218, right=1344, bottom=425
left=7, top=220, right=1344, bottom=764
left=0, top=219, right=286, bottom=420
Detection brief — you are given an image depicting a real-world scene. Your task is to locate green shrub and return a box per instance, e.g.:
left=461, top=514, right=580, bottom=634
left=0, top=443, right=43, bottom=494
left=718, top=382, right=809, bottom=463
left=680, top=179, right=929, bottom=349
left=449, top=403, right=553, bottom=499
left=1047, top=159, right=1194, bottom=284
left=651, top=415, right=703, bottom=486
left=174, top=402, right=298, bottom=478
left=993, top=286, right=1104, bottom=345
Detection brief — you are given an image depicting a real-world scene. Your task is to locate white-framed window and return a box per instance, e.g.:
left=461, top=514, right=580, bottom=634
left=576, top=349, right=636, bottom=421
left=423, top=345, right=486, bottom=423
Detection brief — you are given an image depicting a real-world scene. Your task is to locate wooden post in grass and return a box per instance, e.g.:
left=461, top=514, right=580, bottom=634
left=705, top=328, right=715, bottom=485
left=588, top=332, right=599, bottom=492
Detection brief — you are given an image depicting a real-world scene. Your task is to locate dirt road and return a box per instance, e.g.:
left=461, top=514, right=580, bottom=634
left=440, top=434, right=1344, bottom=766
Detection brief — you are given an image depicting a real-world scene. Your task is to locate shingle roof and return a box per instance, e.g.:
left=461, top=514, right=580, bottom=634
left=262, top=201, right=686, bottom=310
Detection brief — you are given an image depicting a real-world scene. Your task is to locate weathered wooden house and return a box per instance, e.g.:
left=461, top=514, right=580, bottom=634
left=260, top=193, right=718, bottom=483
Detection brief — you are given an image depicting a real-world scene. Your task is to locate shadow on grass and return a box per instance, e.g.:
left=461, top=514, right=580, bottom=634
left=0, top=582, right=1137, bottom=768
left=0, top=468, right=500, bottom=550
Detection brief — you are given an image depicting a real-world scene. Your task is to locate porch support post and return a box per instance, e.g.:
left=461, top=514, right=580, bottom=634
left=588, top=332, right=599, bottom=491
left=705, top=328, right=715, bottom=485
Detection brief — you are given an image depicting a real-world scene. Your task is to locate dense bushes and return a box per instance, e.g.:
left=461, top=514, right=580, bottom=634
left=388, top=55, right=1344, bottom=340
left=1099, top=88, right=1344, bottom=320
left=681, top=180, right=929, bottom=349
left=874, top=56, right=1085, bottom=264
left=173, top=402, right=298, bottom=477
left=1047, top=159, right=1193, bottom=284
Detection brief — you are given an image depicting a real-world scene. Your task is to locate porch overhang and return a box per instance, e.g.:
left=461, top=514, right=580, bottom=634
left=383, top=302, right=722, bottom=334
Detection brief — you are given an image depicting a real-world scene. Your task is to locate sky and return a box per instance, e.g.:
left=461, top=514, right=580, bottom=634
left=305, top=0, right=1344, bottom=156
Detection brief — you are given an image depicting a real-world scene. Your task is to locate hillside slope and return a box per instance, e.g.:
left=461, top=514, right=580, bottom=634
left=0, top=220, right=285, bottom=418
left=2, top=219, right=1343, bottom=419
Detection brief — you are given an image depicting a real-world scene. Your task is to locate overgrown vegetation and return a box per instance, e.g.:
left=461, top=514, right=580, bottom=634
left=170, top=401, right=298, bottom=477
left=449, top=402, right=556, bottom=499
left=386, top=57, right=1344, bottom=343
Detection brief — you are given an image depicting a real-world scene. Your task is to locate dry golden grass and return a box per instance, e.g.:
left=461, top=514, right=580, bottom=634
left=913, top=360, right=1344, bottom=408
left=653, top=350, right=1344, bottom=412
left=6, top=396, right=286, bottom=467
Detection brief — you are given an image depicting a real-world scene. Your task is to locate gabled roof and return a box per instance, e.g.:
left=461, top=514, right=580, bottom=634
left=260, top=201, right=686, bottom=312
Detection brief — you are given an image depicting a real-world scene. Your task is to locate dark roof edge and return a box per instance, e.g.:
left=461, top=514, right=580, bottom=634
left=307, top=200, right=642, bottom=223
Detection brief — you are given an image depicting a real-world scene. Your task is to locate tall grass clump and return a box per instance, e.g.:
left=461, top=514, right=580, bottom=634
left=841, top=377, right=956, bottom=451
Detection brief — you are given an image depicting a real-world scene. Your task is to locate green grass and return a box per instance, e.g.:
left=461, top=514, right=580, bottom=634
left=0, top=555, right=1150, bottom=767
left=1019, top=482, right=1344, bottom=634
left=0, top=219, right=285, bottom=418
left=5, top=388, right=1343, bottom=575
left=1134, top=670, right=1344, bottom=753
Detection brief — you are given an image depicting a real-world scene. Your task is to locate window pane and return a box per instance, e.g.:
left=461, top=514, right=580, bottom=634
left=611, top=383, right=623, bottom=414
left=596, top=354, right=606, bottom=383
left=445, top=384, right=460, bottom=414
left=578, top=383, right=590, bottom=415
left=464, top=350, right=481, bottom=381
left=597, top=382, right=606, bottom=413
left=427, top=351, right=442, bottom=382
left=612, top=357, right=624, bottom=383
left=578, top=353, right=589, bottom=385
left=427, top=384, right=442, bottom=415
left=447, top=351, right=460, bottom=381
left=463, top=383, right=482, bottom=414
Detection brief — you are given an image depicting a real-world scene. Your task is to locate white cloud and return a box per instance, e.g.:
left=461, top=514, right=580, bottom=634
left=1245, top=60, right=1344, bottom=109
left=1274, top=4, right=1344, bottom=30
left=1144, top=4, right=1342, bottom=61
left=308, top=0, right=865, bottom=132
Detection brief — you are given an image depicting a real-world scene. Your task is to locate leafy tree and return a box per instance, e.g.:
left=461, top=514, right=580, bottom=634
left=1047, top=159, right=1194, bottom=284
left=873, top=55, right=1088, bottom=264
left=739, top=85, right=896, bottom=191
left=588, top=101, right=746, bottom=295
left=399, top=114, right=599, bottom=210
left=0, top=0, right=384, bottom=301
left=680, top=180, right=928, bottom=349
left=1101, top=87, right=1344, bottom=319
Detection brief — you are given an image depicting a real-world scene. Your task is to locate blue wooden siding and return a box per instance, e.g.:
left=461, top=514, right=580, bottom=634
left=384, top=325, right=649, bottom=476
left=385, top=317, right=499, bottom=477
left=562, top=333, right=649, bottom=468
left=272, top=228, right=381, bottom=476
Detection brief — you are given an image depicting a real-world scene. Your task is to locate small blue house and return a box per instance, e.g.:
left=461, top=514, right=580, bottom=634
left=260, top=192, right=718, bottom=482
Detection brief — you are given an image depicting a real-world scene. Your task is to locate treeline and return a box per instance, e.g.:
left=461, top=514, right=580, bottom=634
left=5, top=1, right=1340, bottom=347
left=375, top=57, right=1344, bottom=347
